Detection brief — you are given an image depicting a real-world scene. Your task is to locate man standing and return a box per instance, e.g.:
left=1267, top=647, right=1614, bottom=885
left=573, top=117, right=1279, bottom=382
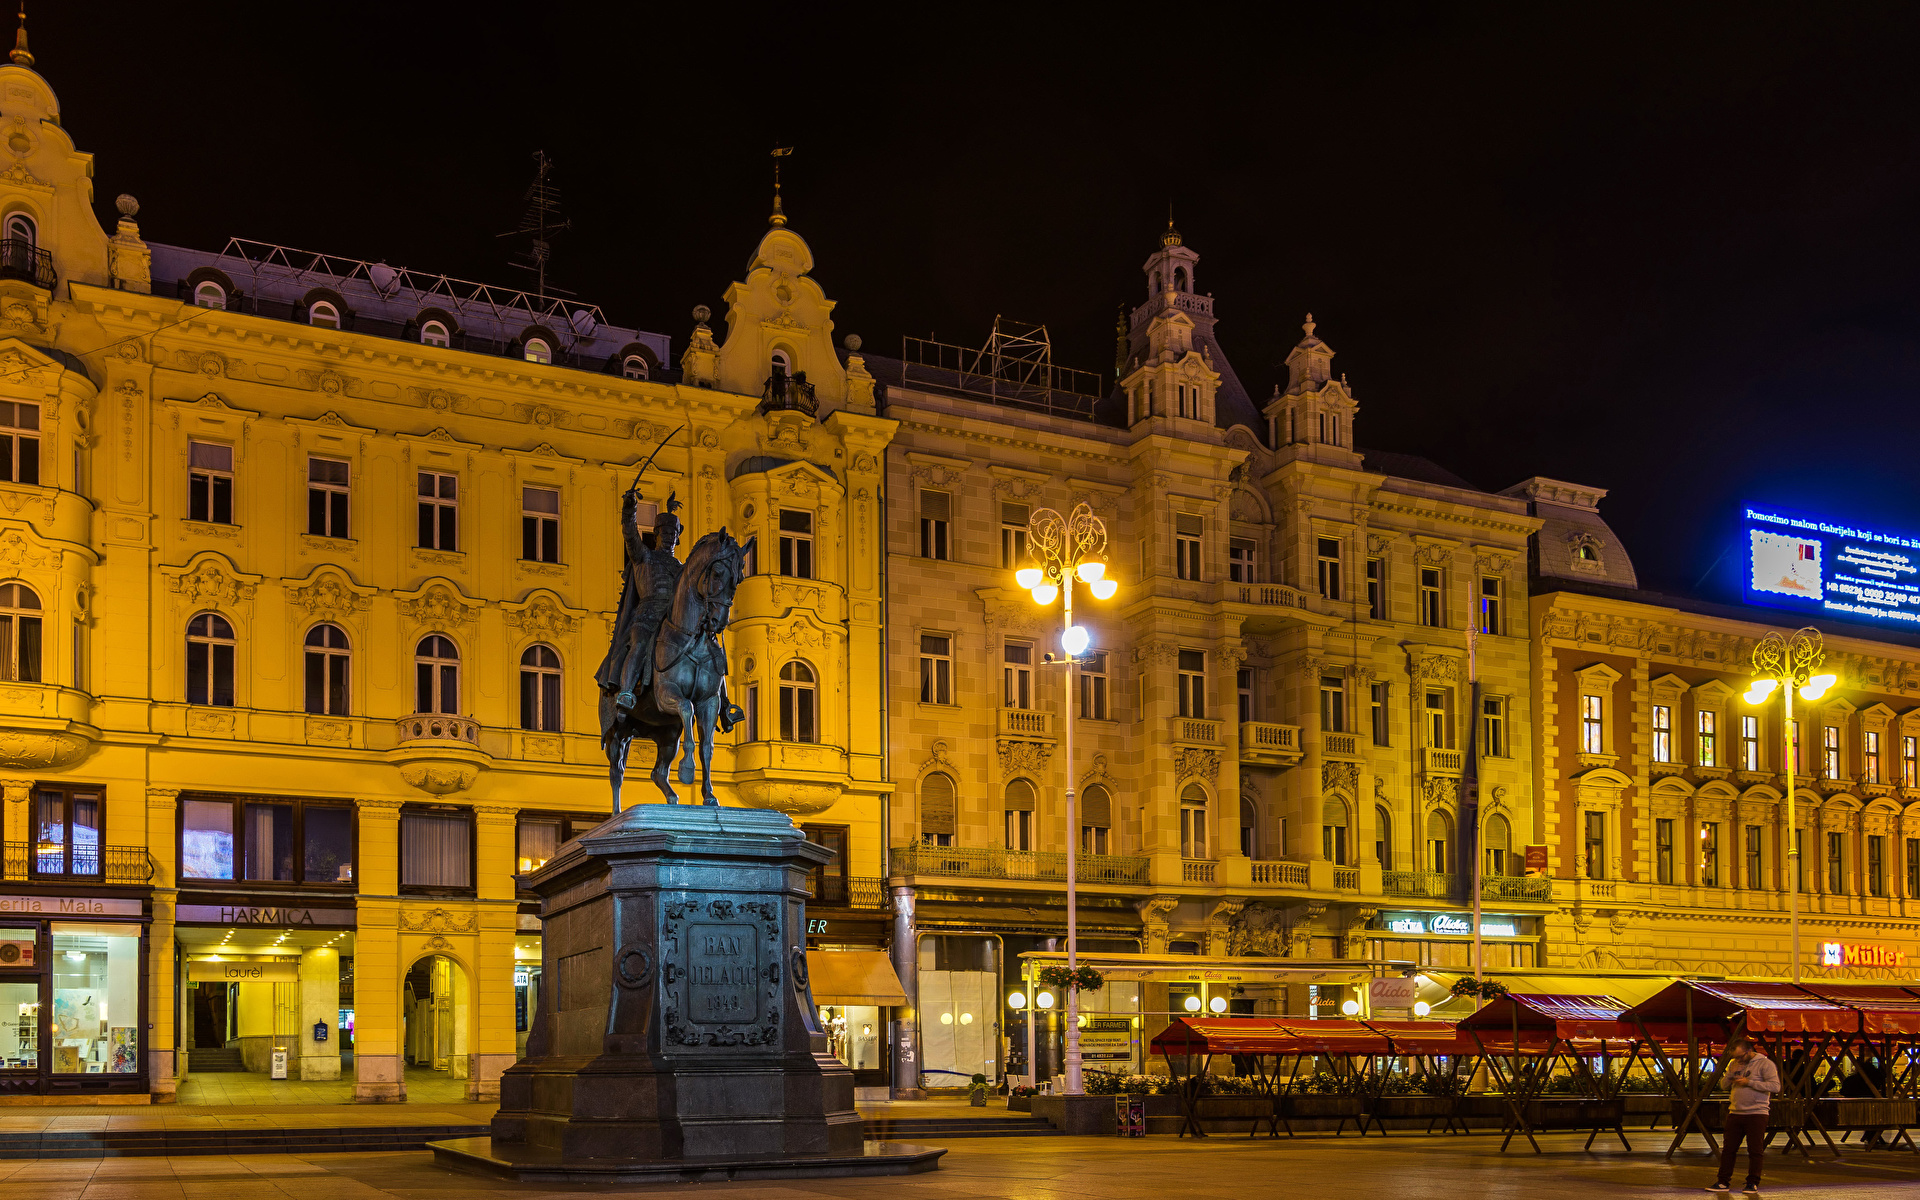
left=1708, top=1038, right=1779, bottom=1196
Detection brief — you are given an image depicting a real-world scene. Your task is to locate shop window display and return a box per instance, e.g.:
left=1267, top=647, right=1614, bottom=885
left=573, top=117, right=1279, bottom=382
left=1, top=980, right=34, bottom=1069
left=818, top=1004, right=880, bottom=1072
left=918, top=935, right=997, bottom=1087
left=51, top=925, right=138, bottom=1073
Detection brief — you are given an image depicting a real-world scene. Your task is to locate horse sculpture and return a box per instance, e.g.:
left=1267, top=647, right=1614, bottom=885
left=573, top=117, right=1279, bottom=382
left=600, top=528, right=753, bottom=807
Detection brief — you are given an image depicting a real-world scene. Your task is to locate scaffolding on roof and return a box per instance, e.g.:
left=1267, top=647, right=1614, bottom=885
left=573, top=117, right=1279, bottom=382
left=901, top=316, right=1102, bottom=418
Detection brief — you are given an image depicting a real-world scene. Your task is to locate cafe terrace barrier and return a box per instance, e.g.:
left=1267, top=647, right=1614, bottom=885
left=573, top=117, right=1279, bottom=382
left=1619, top=980, right=1920, bottom=1161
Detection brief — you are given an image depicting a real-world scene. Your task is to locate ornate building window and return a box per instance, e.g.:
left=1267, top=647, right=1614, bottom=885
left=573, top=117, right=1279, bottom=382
left=1868, top=833, right=1887, bottom=897
left=1696, top=710, right=1717, bottom=767
left=1174, top=513, right=1202, bottom=581
left=1003, top=642, right=1032, bottom=710
left=1418, top=568, right=1443, bottom=627
left=1319, top=675, right=1345, bottom=733
left=401, top=805, right=473, bottom=892
left=1366, top=558, right=1384, bottom=619
left=1316, top=537, right=1342, bottom=600
left=1700, top=821, right=1720, bottom=887
left=1481, top=695, right=1506, bottom=757
left=1000, top=503, right=1029, bottom=568
left=1864, top=731, right=1882, bottom=784
left=1827, top=829, right=1846, bottom=894
left=1081, top=784, right=1112, bottom=855
left=1243, top=797, right=1262, bottom=858
left=418, top=471, right=458, bottom=550
left=0, top=400, right=38, bottom=485
left=5, top=212, right=34, bottom=245
left=919, top=489, right=950, bottom=560
left=1580, top=694, right=1604, bottom=754
left=193, top=280, right=226, bottom=309
left=1652, top=704, right=1673, bottom=762
left=770, top=348, right=792, bottom=376
left=621, top=355, right=649, bottom=380
left=1425, top=689, right=1453, bottom=748
left=303, top=623, right=350, bottom=716
left=1583, top=810, right=1606, bottom=880
left=1823, top=725, right=1842, bottom=778
left=1375, top=805, right=1392, bottom=869
left=778, top=509, right=814, bottom=577
left=0, top=581, right=41, bottom=682
left=1082, top=651, right=1110, bottom=720
left=1321, top=797, right=1348, bottom=866
left=1656, top=817, right=1674, bottom=884
left=307, top=456, right=351, bottom=538
left=523, top=337, right=552, bottom=365
left=420, top=319, right=450, bottom=347
left=414, top=635, right=460, bottom=715
left=308, top=301, right=341, bottom=329
left=180, top=792, right=355, bottom=885
left=1004, top=778, right=1034, bottom=851
left=1236, top=668, right=1254, bottom=723
left=188, top=440, right=232, bottom=524
left=1426, top=810, right=1452, bottom=874
left=920, top=772, right=955, bottom=847
left=1745, top=823, right=1764, bottom=889
left=519, top=644, right=563, bottom=732
left=1741, top=715, right=1761, bottom=770
left=918, top=634, right=952, bottom=705
left=1370, top=683, right=1390, bottom=745
left=1177, top=649, right=1205, bottom=719
left=1229, top=538, right=1256, bottom=583
left=522, top=486, right=561, bottom=563
left=1179, top=783, right=1209, bottom=859
left=186, top=613, right=236, bottom=707
left=33, top=784, right=98, bottom=878
left=1479, top=577, right=1501, bottom=634
left=1905, top=735, right=1917, bottom=787
left=779, top=660, right=817, bottom=742
left=1484, top=812, right=1512, bottom=877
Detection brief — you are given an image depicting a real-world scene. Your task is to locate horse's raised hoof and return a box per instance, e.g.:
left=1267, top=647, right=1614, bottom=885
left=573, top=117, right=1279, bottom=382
left=702, top=798, right=718, bottom=807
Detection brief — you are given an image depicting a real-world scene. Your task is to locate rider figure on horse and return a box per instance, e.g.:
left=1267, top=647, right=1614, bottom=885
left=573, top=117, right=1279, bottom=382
left=596, top=488, right=684, bottom=711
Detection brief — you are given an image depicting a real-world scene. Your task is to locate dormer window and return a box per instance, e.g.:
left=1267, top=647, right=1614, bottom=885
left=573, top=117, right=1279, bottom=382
left=1577, top=545, right=1597, bottom=560
left=308, top=301, right=340, bottom=330
left=193, top=281, right=226, bottom=310
left=420, top=320, right=450, bottom=348
left=622, top=355, right=648, bottom=380
left=4, top=213, right=34, bottom=246
left=523, top=338, right=551, bottom=365
left=771, top=349, right=792, bottom=377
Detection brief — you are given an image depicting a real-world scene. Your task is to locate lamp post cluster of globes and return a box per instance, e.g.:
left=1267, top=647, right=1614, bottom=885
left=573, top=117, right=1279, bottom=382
left=1743, top=626, right=1835, bottom=985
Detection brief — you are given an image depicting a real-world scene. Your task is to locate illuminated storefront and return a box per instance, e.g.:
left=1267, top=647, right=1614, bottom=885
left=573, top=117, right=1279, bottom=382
left=0, top=894, right=150, bottom=1099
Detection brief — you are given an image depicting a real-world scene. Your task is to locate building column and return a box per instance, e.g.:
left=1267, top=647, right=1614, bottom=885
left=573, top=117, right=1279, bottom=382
left=145, top=787, right=180, bottom=1101
left=889, top=885, right=923, bottom=1099
left=298, top=947, right=342, bottom=1080
left=470, top=806, right=519, bottom=1100
left=354, top=798, right=404, bottom=1102
left=0, top=778, right=29, bottom=846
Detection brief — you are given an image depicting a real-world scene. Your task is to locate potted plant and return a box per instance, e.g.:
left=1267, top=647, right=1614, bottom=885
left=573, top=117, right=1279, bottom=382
left=1008, top=1084, right=1036, bottom=1112
left=969, top=1073, right=990, bottom=1107
left=1037, top=964, right=1105, bottom=993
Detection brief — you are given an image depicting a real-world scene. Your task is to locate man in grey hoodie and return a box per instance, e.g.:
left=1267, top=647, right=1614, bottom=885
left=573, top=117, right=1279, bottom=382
left=1709, top=1039, right=1780, bottom=1196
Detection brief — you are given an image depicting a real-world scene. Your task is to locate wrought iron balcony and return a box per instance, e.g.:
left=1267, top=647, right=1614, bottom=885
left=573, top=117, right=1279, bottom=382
left=1383, top=869, right=1453, bottom=898
left=0, top=238, right=54, bottom=289
left=890, top=842, right=1149, bottom=885
left=7, top=843, right=153, bottom=884
left=759, top=371, right=817, bottom=417
left=801, top=875, right=888, bottom=909
left=1383, top=868, right=1553, bottom=902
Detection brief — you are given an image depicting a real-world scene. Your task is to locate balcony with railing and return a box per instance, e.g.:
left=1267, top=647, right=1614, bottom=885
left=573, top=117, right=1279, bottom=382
left=1333, top=866, right=1360, bottom=891
left=1384, top=869, right=1553, bottom=902
left=802, top=875, right=888, bottom=909
left=1252, top=859, right=1309, bottom=886
left=1182, top=859, right=1216, bottom=884
left=1423, top=746, right=1464, bottom=775
left=996, top=707, right=1053, bottom=740
left=890, top=842, right=1150, bottom=885
left=1383, top=869, right=1453, bottom=899
left=1240, top=721, right=1303, bottom=765
left=1172, top=716, right=1221, bottom=746
left=1323, top=731, right=1361, bottom=759
left=0, top=238, right=54, bottom=290
left=396, top=713, right=481, bottom=744
left=8, top=843, right=153, bottom=884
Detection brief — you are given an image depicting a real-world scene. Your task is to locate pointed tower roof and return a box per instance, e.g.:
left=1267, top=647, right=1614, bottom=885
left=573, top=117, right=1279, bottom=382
left=1283, top=312, right=1337, bottom=394
left=10, top=4, right=31, bottom=68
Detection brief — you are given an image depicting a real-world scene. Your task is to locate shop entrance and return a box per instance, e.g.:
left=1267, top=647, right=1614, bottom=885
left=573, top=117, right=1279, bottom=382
left=402, top=953, right=470, bottom=1080
left=175, top=925, right=353, bottom=1103
left=190, top=982, right=228, bottom=1049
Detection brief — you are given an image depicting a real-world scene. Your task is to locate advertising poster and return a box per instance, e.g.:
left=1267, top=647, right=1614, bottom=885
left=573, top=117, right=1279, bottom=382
left=1745, top=506, right=1920, bottom=628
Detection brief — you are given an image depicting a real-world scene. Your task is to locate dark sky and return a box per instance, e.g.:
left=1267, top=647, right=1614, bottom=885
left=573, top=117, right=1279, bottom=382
left=40, top=3, right=1920, bottom=596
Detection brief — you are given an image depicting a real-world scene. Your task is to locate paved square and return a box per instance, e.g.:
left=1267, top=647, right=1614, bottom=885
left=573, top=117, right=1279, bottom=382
left=0, top=1130, right=1916, bottom=1199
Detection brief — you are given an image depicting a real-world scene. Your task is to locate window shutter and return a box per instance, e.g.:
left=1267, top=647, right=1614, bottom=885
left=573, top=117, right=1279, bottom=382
left=921, top=490, right=950, bottom=521
left=921, top=772, right=956, bottom=836
left=1081, top=785, right=1112, bottom=827
left=1175, top=513, right=1203, bottom=537
left=1321, top=797, right=1347, bottom=825
left=1005, top=778, right=1036, bottom=812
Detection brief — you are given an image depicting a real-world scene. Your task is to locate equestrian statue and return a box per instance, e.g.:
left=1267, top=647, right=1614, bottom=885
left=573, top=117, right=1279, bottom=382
left=596, top=462, right=751, bottom=808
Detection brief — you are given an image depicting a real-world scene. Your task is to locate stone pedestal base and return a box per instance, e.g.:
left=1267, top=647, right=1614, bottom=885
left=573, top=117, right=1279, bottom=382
left=430, top=1137, right=944, bottom=1183
left=353, top=1054, right=405, bottom=1103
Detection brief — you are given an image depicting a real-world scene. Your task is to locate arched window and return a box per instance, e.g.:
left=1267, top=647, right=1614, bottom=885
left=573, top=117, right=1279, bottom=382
left=1004, top=778, right=1035, bottom=851
left=1082, top=783, right=1113, bottom=855
left=0, top=581, right=41, bottom=683
left=4, top=213, right=34, bottom=246
left=186, top=613, right=235, bottom=707
left=770, top=348, right=792, bottom=377
left=303, top=623, right=350, bottom=716
left=1576, top=544, right=1597, bottom=561
left=1173, top=265, right=1188, bottom=291
left=519, top=643, right=562, bottom=732
left=1322, top=796, right=1349, bottom=865
left=308, top=301, right=340, bottom=330
left=193, top=281, right=226, bottom=310
left=778, top=660, right=816, bottom=742
left=1426, top=810, right=1453, bottom=875
left=415, top=635, right=460, bottom=715
left=1375, top=805, right=1393, bottom=870
left=621, top=355, right=649, bottom=380
left=1180, top=783, right=1209, bottom=859
left=1240, top=796, right=1258, bottom=858
left=523, top=337, right=551, bottom=365
left=420, top=320, right=450, bottom=348
left=920, top=771, right=955, bottom=847
left=1484, top=813, right=1513, bottom=877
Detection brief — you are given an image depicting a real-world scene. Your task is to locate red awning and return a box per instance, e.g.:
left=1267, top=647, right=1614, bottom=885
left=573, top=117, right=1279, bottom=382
left=1795, top=983, right=1920, bottom=1036
left=1621, top=980, right=1858, bottom=1035
left=1359, top=1019, right=1476, bottom=1056
left=1148, top=1016, right=1394, bottom=1057
left=1270, top=1018, right=1390, bottom=1055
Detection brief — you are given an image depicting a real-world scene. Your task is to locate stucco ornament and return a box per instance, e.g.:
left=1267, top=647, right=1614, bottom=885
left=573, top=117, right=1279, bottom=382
left=0, top=730, right=92, bottom=770
left=735, top=780, right=842, bottom=815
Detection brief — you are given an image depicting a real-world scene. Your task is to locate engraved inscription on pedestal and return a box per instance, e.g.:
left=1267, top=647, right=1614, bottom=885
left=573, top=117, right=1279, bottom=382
left=661, top=896, right=782, bottom=1049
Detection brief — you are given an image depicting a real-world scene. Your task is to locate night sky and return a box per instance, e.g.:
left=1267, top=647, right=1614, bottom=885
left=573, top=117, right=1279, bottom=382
left=41, top=4, right=1920, bottom=598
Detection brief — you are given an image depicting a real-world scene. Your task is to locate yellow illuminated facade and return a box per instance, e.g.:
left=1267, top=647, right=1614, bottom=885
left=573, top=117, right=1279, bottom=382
left=0, top=52, right=892, bottom=1101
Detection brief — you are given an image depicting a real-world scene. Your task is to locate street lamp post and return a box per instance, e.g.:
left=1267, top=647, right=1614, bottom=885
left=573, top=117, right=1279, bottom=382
left=1744, top=627, right=1836, bottom=985
left=1015, top=503, right=1117, bottom=1097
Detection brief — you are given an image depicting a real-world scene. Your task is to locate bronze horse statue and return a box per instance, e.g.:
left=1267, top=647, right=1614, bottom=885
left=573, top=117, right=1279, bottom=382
left=600, top=528, right=753, bottom=807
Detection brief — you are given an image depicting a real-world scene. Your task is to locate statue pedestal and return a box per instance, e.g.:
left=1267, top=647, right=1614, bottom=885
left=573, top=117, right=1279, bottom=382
left=429, top=803, right=941, bottom=1182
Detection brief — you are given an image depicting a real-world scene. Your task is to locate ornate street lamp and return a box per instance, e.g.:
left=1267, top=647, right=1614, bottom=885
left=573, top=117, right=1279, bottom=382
left=1014, top=503, right=1117, bottom=1096
left=1744, top=627, right=1837, bottom=984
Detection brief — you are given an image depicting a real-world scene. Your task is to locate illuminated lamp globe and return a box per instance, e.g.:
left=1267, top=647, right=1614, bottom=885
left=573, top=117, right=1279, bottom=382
left=1208, top=995, right=1228, bottom=1014
left=1341, top=999, right=1361, bottom=1016
left=1090, top=577, right=1118, bottom=600
left=1413, top=1001, right=1432, bottom=1018
left=1062, top=625, right=1090, bottom=655
left=1036, top=991, right=1056, bottom=1010
left=1015, top=567, right=1044, bottom=590
left=960, top=1013, right=973, bottom=1025
left=1183, top=994, right=1202, bottom=1013
left=1031, top=583, right=1059, bottom=606
left=940, top=1012, right=953, bottom=1025
left=1007, top=991, right=1027, bottom=1009
left=1743, top=679, right=1778, bottom=705
left=1076, top=560, right=1106, bottom=583
left=1800, top=673, right=1838, bottom=701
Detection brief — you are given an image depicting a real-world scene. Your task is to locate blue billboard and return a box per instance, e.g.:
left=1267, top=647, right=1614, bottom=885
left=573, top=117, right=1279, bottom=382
left=1744, top=506, right=1920, bottom=628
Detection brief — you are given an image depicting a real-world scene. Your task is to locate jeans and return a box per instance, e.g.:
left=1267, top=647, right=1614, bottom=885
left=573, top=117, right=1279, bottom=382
left=1718, top=1111, right=1768, bottom=1188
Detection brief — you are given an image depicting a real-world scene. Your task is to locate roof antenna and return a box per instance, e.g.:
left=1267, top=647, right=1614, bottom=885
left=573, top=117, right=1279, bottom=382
left=497, top=151, right=571, bottom=300
left=770, top=146, right=793, bottom=226
left=10, top=3, right=31, bottom=67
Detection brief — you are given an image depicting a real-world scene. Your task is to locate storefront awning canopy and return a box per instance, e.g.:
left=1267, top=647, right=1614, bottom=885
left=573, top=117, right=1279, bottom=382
left=1148, top=1016, right=1477, bottom=1057
left=1457, top=992, right=1696, bottom=1050
left=1795, top=983, right=1920, bottom=1036
left=806, top=950, right=907, bottom=1006
left=1021, top=950, right=1401, bottom=986
left=1622, top=980, right=1857, bottom=1034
